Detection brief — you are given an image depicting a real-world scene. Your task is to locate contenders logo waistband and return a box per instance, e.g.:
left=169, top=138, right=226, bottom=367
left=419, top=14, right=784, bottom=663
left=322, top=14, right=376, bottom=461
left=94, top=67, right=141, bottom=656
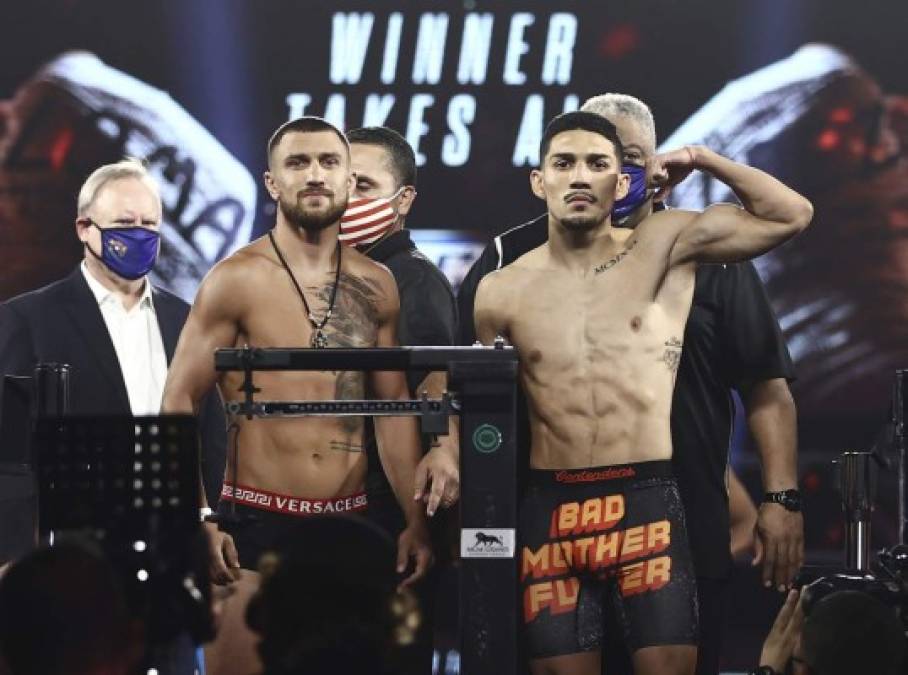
left=554, top=467, right=637, bottom=484
left=221, top=483, right=368, bottom=517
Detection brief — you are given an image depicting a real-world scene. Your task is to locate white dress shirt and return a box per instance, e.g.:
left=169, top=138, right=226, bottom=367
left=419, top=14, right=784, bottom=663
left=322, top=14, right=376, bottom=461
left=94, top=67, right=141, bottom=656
left=81, top=262, right=168, bottom=416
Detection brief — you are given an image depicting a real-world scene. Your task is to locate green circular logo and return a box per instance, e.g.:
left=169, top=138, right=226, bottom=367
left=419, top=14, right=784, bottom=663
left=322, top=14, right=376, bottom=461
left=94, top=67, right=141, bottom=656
left=472, top=424, right=502, bottom=454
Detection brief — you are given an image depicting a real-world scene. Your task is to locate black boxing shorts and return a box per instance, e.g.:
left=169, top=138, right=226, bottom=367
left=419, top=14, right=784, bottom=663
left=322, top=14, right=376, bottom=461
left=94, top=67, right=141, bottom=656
left=519, top=461, right=698, bottom=659
left=216, top=483, right=368, bottom=570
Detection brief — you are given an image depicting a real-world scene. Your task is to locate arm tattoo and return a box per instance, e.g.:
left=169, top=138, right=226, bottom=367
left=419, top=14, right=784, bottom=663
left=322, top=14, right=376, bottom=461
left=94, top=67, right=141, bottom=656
left=594, top=238, right=638, bottom=275
left=659, top=336, right=683, bottom=372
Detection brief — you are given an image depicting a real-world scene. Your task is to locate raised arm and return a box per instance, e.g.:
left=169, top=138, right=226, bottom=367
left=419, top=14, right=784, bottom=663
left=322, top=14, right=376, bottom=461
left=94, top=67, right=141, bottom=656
left=651, top=146, right=814, bottom=266
left=368, top=270, right=433, bottom=586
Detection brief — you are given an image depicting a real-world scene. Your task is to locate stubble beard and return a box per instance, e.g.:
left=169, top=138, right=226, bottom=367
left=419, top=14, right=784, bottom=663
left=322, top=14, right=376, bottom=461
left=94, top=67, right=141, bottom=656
left=279, top=192, right=348, bottom=232
left=556, top=174, right=619, bottom=232
left=559, top=213, right=605, bottom=231
left=557, top=202, right=614, bottom=232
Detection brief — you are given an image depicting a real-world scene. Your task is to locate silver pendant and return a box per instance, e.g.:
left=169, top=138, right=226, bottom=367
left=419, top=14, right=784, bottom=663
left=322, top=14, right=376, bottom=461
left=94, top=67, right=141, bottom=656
left=312, top=330, right=328, bottom=349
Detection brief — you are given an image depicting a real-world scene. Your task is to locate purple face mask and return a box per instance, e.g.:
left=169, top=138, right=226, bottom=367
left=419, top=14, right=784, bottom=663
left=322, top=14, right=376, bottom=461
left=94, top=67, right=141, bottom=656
left=84, top=219, right=160, bottom=280
left=612, top=164, right=650, bottom=223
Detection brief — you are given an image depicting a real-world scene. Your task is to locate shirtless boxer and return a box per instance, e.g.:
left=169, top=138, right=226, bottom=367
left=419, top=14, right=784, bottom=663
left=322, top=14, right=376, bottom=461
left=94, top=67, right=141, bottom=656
left=161, top=117, right=432, bottom=675
left=473, top=111, right=812, bottom=675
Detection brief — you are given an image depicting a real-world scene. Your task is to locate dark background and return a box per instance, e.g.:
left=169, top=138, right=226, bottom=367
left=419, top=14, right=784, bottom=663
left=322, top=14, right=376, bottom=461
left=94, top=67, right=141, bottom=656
left=2, top=1, right=906, bottom=667
left=3, top=0, right=905, bottom=234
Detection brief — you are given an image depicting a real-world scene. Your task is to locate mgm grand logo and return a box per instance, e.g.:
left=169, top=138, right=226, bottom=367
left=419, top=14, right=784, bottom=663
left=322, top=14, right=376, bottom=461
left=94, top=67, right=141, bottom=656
left=463, top=529, right=513, bottom=559
left=461, top=527, right=514, bottom=558
left=473, top=532, right=505, bottom=548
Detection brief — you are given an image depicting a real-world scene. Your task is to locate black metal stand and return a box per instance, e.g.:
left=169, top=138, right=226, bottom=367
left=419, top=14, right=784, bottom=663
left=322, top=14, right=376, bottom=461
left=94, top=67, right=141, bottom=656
left=450, top=357, right=518, bottom=675
left=34, top=415, right=199, bottom=535
left=214, top=344, right=520, bottom=675
left=0, top=363, right=70, bottom=563
left=32, top=363, right=70, bottom=420
left=836, top=451, right=876, bottom=570
left=33, top=414, right=212, bottom=644
left=894, top=370, right=908, bottom=545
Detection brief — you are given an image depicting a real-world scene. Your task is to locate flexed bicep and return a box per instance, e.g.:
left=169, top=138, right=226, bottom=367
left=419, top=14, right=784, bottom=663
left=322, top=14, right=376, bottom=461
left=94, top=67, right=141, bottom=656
left=669, top=203, right=785, bottom=266
left=656, top=145, right=813, bottom=267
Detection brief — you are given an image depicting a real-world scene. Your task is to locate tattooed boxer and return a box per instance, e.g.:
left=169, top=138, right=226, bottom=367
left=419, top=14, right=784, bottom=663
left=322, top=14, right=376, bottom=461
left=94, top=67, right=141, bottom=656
left=474, top=111, right=812, bottom=675
left=162, top=117, right=431, bottom=675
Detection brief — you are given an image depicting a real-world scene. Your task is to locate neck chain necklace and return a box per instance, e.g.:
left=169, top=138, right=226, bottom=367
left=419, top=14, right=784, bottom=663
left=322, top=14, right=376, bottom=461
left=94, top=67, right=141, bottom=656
left=268, top=230, right=342, bottom=349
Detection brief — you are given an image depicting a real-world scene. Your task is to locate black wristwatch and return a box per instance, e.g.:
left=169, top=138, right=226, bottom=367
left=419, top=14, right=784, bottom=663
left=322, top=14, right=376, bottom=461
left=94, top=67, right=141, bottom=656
left=764, top=489, right=802, bottom=512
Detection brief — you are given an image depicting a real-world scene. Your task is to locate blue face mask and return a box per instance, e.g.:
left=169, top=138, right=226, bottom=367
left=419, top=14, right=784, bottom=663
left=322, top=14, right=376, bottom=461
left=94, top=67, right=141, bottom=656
left=85, top=220, right=160, bottom=280
left=612, top=164, right=650, bottom=223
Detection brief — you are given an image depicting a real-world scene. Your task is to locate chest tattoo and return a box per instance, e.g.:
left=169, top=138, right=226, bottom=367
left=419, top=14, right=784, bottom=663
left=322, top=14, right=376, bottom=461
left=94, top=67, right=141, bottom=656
left=316, top=272, right=382, bottom=347
left=308, top=272, right=383, bottom=433
left=593, top=238, right=638, bottom=275
left=334, top=370, right=366, bottom=434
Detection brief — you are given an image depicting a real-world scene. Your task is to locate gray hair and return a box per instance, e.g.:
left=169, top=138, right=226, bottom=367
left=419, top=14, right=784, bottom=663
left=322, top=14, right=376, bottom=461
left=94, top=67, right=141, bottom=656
left=76, top=158, right=161, bottom=216
left=580, top=93, right=657, bottom=148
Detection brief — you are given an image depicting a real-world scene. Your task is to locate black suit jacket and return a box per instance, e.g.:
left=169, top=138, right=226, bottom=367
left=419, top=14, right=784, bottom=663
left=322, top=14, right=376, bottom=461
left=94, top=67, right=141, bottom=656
left=0, top=267, right=227, bottom=506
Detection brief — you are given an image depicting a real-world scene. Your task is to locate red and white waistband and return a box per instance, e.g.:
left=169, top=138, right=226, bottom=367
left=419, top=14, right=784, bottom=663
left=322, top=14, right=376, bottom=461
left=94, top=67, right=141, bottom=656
left=220, top=483, right=368, bottom=517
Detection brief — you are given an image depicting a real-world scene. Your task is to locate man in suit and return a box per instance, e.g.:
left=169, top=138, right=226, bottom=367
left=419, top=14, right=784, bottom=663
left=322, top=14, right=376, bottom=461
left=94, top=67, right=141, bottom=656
left=0, top=158, right=226, bottom=673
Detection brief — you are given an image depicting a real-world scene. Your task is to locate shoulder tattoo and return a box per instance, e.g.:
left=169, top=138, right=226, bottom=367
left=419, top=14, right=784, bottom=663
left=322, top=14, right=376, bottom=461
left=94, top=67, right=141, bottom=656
left=318, top=272, right=383, bottom=348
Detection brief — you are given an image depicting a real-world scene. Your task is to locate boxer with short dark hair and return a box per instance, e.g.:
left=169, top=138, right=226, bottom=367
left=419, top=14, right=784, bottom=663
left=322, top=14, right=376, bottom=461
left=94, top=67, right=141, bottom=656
left=474, top=110, right=813, bottom=675
left=161, top=116, right=432, bottom=675
left=459, top=94, right=803, bottom=675
left=267, top=116, right=350, bottom=161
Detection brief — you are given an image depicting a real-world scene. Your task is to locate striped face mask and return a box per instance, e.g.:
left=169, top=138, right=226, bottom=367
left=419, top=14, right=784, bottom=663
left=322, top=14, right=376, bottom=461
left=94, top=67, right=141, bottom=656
left=338, top=187, right=404, bottom=247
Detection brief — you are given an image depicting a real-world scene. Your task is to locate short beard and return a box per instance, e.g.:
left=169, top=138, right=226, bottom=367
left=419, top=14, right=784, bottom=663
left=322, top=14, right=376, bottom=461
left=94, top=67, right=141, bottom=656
left=559, top=214, right=606, bottom=231
left=279, top=193, right=347, bottom=232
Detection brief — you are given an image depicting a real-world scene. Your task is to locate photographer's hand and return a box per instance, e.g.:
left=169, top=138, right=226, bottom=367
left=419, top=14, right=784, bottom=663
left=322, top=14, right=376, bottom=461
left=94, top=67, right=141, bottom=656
left=759, top=588, right=804, bottom=673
